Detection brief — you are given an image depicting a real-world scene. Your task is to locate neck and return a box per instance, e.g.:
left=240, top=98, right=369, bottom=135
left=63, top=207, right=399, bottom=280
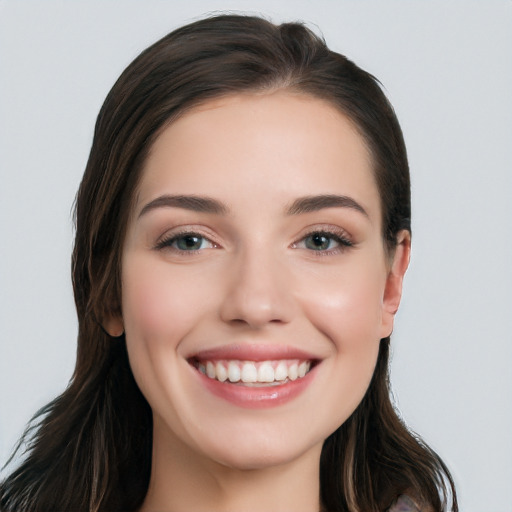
left=139, top=417, right=323, bottom=512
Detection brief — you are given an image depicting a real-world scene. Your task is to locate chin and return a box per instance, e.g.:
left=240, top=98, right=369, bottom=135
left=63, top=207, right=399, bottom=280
left=214, top=449, right=311, bottom=472
left=200, top=428, right=325, bottom=472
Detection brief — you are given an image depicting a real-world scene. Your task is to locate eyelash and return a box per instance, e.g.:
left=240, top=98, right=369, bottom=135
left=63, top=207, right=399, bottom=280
left=292, top=227, right=353, bottom=255
left=155, top=230, right=218, bottom=253
left=155, top=227, right=353, bottom=255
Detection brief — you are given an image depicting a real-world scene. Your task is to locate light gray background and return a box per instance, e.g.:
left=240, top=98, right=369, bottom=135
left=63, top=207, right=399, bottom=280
left=1, top=2, right=511, bottom=511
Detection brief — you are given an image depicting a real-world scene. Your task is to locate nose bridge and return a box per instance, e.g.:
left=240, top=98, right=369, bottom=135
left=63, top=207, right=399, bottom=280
left=219, top=243, right=293, bottom=327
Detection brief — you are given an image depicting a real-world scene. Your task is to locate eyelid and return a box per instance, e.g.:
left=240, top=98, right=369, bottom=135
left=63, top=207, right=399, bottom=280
left=154, top=225, right=220, bottom=251
left=291, top=224, right=354, bottom=253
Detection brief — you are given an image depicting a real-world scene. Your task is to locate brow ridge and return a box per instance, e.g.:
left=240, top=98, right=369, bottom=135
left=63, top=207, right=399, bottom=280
left=286, top=194, right=368, bottom=217
left=138, top=194, right=228, bottom=218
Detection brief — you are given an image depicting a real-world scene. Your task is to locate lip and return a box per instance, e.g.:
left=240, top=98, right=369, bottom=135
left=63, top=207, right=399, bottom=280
left=192, top=363, right=318, bottom=409
left=189, top=343, right=319, bottom=362
left=187, top=344, right=320, bottom=409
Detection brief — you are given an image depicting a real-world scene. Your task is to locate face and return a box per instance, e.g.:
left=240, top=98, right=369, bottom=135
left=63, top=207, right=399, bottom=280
left=109, top=91, right=409, bottom=471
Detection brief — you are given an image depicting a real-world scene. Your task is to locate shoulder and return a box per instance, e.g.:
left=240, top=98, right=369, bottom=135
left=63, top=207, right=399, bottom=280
left=387, top=495, right=422, bottom=512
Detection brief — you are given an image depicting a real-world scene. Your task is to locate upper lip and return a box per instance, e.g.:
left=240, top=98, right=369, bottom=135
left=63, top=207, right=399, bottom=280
left=188, top=343, right=320, bottom=362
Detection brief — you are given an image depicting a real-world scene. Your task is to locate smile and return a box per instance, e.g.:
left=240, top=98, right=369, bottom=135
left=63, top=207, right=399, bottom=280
left=187, top=345, right=320, bottom=408
left=194, top=359, right=312, bottom=386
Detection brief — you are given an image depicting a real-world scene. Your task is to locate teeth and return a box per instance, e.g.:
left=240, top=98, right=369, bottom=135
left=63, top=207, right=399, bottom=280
left=206, top=361, right=216, bottom=379
left=241, top=362, right=257, bottom=383
left=274, top=361, right=288, bottom=381
left=288, top=362, right=298, bottom=381
left=216, top=361, right=228, bottom=382
left=197, top=359, right=312, bottom=385
left=257, top=362, right=274, bottom=383
left=228, top=361, right=241, bottom=383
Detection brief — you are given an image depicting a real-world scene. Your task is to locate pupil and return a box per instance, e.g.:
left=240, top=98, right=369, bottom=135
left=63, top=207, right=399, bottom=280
left=309, top=234, right=329, bottom=250
left=178, top=236, right=201, bottom=250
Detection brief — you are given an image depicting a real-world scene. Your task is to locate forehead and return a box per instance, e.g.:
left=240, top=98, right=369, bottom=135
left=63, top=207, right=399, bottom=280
left=135, top=91, right=380, bottom=221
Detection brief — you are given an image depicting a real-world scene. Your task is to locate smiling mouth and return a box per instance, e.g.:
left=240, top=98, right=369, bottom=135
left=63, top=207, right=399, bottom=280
left=190, top=359, right=314, bottom=386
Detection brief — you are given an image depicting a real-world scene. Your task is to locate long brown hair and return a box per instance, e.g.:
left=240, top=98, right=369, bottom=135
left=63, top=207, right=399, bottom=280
left=1, top=14, right=457, bottom=512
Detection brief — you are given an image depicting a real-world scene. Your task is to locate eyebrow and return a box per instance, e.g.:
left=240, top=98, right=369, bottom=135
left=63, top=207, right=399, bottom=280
left=138, top=194, right=228, bottom=218
left=286, top=194, right=368, bottom=217
left=137, top=193, right=368, bottom=219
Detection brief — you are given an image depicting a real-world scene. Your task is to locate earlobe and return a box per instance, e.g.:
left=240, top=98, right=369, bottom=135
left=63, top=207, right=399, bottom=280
left=103, top=315, right=125, bottom=338
left=380, top=230, right=411, bottom=338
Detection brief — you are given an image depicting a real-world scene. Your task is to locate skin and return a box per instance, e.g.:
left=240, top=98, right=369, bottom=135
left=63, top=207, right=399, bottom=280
left=106, top=90, right=410, bottom=512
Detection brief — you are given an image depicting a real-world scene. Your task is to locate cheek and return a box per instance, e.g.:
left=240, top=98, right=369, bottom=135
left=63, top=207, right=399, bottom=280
left=298, top=261, right=386, bottom=349
left=121, top=257, right=203, bottom=340
left=120, top=256, right=206, bottom=421
left=296, top=264, right=385, bottom=427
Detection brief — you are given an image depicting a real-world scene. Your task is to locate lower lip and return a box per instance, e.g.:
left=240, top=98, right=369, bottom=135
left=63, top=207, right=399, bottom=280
left=193, top=365, right=317, bottom=409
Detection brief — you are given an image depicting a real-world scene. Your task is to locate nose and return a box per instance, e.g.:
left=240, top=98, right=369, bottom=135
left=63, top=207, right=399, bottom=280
left=219, top=249, right=294, bottom=328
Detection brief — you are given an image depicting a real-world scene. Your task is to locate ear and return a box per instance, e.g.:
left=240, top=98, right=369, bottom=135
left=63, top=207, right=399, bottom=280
left=380, top=230, right=411, bottom=339
left=102, top=314, right=124, bottom=338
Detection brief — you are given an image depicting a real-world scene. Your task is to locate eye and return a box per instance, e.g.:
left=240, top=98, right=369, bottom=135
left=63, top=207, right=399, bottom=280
left=156, top=232, right=216, bottom=252
left=293, top=229, right=353, bottom=254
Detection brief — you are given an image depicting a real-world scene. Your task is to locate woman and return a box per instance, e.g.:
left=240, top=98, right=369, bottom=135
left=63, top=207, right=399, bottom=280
left=0, top=14, right=457, bottom=512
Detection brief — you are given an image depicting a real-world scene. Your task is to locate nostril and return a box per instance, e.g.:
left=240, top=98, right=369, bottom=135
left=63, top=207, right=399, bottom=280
left=218, top=263, right=295, bottom=327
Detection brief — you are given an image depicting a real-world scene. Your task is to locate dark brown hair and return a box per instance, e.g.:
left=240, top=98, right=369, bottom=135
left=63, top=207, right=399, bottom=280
left=1, top=14, right=457, bottom=512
